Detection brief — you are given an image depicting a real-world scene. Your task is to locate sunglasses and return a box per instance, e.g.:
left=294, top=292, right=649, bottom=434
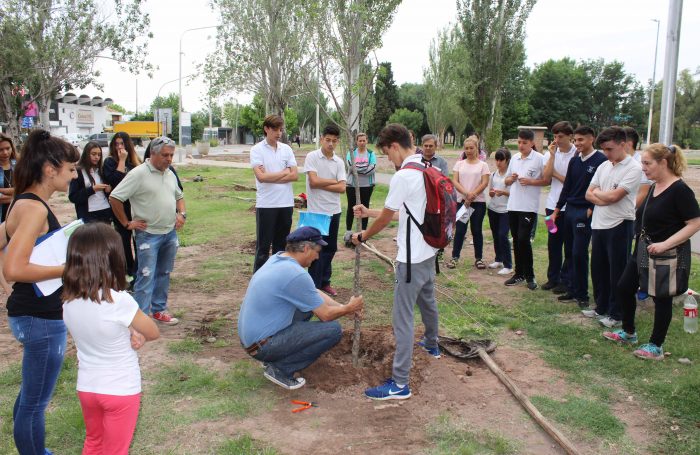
left=152, top=137, right=176, bottom=148
left=666, top=145, right=677, bottom=154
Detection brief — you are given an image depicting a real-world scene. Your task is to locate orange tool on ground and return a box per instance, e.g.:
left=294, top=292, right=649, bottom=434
left=291, top=400, right=317, bottom=413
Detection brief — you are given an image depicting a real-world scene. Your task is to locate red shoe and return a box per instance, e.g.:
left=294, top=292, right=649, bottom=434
left=320, top=284, right=338, bottom=297
left=153, top=311, right=179, bottom=325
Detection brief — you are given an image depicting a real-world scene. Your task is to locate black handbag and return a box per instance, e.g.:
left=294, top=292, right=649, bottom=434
left=636, top=184, right=691, bottom=298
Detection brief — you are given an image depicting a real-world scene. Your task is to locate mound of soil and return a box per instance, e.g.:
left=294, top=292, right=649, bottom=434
left=301, top=327, right=429, bottom=394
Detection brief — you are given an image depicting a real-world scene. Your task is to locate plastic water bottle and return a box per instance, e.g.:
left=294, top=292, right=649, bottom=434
left=684, top=291, right=698, bottom=334
left=544, top=215, right=558, bottom=234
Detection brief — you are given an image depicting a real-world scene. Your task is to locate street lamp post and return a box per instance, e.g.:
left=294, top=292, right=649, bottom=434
left=178, top=25, right=218, bottom=146
left=646, top=19, right=661, bottom=145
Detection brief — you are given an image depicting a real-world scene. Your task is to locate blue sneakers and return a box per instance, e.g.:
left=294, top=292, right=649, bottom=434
left=417, top=339, right=441, bottom=358
left=365, top=378, right=411, bottom=400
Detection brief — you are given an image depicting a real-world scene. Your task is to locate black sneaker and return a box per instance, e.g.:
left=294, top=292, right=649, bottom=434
left=541, top=281, right=558, bottom=291
left=263, top=365, right=306, bottom=390
left=526, top=279, right=538, bottom=290
left=551, top=283, right=569, bottom=294
left=557, top=293, right=575, bottom=302
left=576, top=299, right=590, bottom=309
left=504, top=275, right=525, bottom=286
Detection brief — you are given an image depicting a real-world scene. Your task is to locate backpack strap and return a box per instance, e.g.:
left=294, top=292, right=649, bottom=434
left=400, top=161, right=427, bottom=284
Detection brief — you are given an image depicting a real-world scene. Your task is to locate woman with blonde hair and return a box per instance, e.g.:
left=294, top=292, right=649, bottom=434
left=447, top=136, right=490, bottom=269
left=603, top=144, right=700, bottom=360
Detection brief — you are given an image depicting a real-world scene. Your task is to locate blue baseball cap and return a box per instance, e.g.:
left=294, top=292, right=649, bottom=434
left=286, top=226, right=328, bottom=246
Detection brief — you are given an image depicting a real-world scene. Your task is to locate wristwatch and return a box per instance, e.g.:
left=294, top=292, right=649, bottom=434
left=178, top=211, right=187, bottom=219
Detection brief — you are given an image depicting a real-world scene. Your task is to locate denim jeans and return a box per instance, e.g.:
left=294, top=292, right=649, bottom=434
left=308, top=213, right=341, bottom=288
left=252, top=310, right=342, bottom=376
left=8, top=316, right=67, bottom=455
left=451, top=202, right=486, bottom=260
left=133, top=229, right=179, bottom=315
left=487, top=209, right=512, bottom=268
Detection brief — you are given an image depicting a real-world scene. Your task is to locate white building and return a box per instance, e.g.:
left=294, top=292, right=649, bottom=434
left=49, top=93, right=115, bottom=136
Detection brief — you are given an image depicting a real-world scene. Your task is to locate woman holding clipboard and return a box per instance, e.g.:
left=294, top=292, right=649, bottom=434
left=3, top=130, right=79, bottom=454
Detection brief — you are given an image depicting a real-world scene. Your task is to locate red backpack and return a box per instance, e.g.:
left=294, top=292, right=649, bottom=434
left=401, top=161, right=458, bottom=281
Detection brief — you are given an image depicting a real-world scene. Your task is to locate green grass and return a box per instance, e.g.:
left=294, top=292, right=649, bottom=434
left=217, top=434, right=279, bottom=455
left=426, top=413, right=519, bottom=455
left=530, top=395, right=625, bottom=441
left=168, top=338, right=203, bottom=354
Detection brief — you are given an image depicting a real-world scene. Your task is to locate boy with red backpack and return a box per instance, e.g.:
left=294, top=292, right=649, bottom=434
left=352, top=124, right=457, bottom=400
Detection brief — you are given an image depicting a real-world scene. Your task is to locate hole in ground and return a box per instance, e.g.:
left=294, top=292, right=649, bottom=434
left=301, top=327, right=429, bottom=393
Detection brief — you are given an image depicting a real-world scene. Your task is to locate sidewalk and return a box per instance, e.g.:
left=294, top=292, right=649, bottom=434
left=176, top=156, right=700, bottom=254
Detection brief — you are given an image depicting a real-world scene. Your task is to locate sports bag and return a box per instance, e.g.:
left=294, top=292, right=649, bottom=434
left=401, top=161, right=458, bottom=282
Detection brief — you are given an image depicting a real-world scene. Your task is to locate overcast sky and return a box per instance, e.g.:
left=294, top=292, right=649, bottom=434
left=88, top=0, right=700, bottom=114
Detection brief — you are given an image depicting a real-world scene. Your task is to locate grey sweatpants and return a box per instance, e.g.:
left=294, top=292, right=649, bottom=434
left=392, top=256, right=439, bottom=385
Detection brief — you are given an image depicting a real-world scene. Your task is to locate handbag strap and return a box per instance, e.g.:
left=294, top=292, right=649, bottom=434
left=639, top=183, right=656, bottom=236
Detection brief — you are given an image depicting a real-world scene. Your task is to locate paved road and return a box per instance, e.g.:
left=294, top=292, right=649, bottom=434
left=177, top=154, right=700, bottom=254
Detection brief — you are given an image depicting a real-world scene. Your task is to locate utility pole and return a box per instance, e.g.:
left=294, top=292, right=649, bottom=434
left=659, top=0, right=683, bottom=145
left=645, top=19, right=660, bottom=145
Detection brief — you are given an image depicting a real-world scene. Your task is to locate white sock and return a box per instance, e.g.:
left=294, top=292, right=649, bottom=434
left=395, top=383, right=406, bottom=388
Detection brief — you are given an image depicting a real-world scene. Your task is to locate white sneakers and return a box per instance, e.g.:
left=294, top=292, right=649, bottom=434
left=488, top=261, right=503, bottom=269
left=497, top=267, right=513, bottom=275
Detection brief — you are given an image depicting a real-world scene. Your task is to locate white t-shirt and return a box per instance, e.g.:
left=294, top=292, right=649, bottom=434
left=633, top=151, right=654, bottom=185
left=63, top=291, right=141, bottom=395
left=82, top=169, right=111, bottom=212
left=250, top=139, right=297, bottom=208
left=304, top=149, right=346, bottom=215
left=506, top=150, right=545, bottom=213
left=385, top=154, right=438, bottom=264
left=543, top=144, right=575, bottom=210
left=589, top=156, right=642, bottom=230
left=488, top=170, right=509, bottom=213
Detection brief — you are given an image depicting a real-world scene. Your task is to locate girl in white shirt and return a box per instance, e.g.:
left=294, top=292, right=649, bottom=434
left=487, top=148, right=513, bottom=275
left=62, top=223, right=159, bottom=455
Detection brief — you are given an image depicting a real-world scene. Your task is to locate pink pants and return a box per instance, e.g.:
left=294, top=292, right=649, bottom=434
left=77, top=391, right=141, bottom=455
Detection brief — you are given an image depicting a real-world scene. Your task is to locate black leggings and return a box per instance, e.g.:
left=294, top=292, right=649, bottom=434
left=617, top=245, right=673, bottom=346
left=345, top=186, right=374, bottom=231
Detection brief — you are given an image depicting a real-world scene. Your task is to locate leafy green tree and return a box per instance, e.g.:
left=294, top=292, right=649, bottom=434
left=310, top=0, right=402, bottom=151
left=239, top=94, right=266, bottom=140
left=397, top=83, right=429, bottom=137
left=500, top=53, right=531, bottom=141
left=672, top=68, right=700, bottom=148
left=582, top=59, right=645, bottom=131
left=206, top=0, right=310, bottom=118
left=457, top=0, right=536, bottom=151
left=367, top=62, right=399, bottom=138
left=0, top=0, right=151, bottom=141
left=109, top=103, right=128, bottom=114
left=424, top=26, right=466, bottom=148
left=529, top=58, right=590, bottom=129
left=388, top=108, right=424, bottom=135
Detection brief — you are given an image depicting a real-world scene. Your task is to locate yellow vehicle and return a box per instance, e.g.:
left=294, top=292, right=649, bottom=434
left=113, top=121, right=164, bottom=146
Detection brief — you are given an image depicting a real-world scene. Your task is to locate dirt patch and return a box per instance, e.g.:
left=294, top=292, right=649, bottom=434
left=302, top=328, right=429, bottom=394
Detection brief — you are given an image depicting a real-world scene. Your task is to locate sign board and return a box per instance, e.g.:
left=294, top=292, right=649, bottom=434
left=155, top=108, right=173, bottom=134
left=180, top=112, right=191, bottom=127
left=181, top=126, right=192, bottom=146
left=76, top=110, right=94, bottom=124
